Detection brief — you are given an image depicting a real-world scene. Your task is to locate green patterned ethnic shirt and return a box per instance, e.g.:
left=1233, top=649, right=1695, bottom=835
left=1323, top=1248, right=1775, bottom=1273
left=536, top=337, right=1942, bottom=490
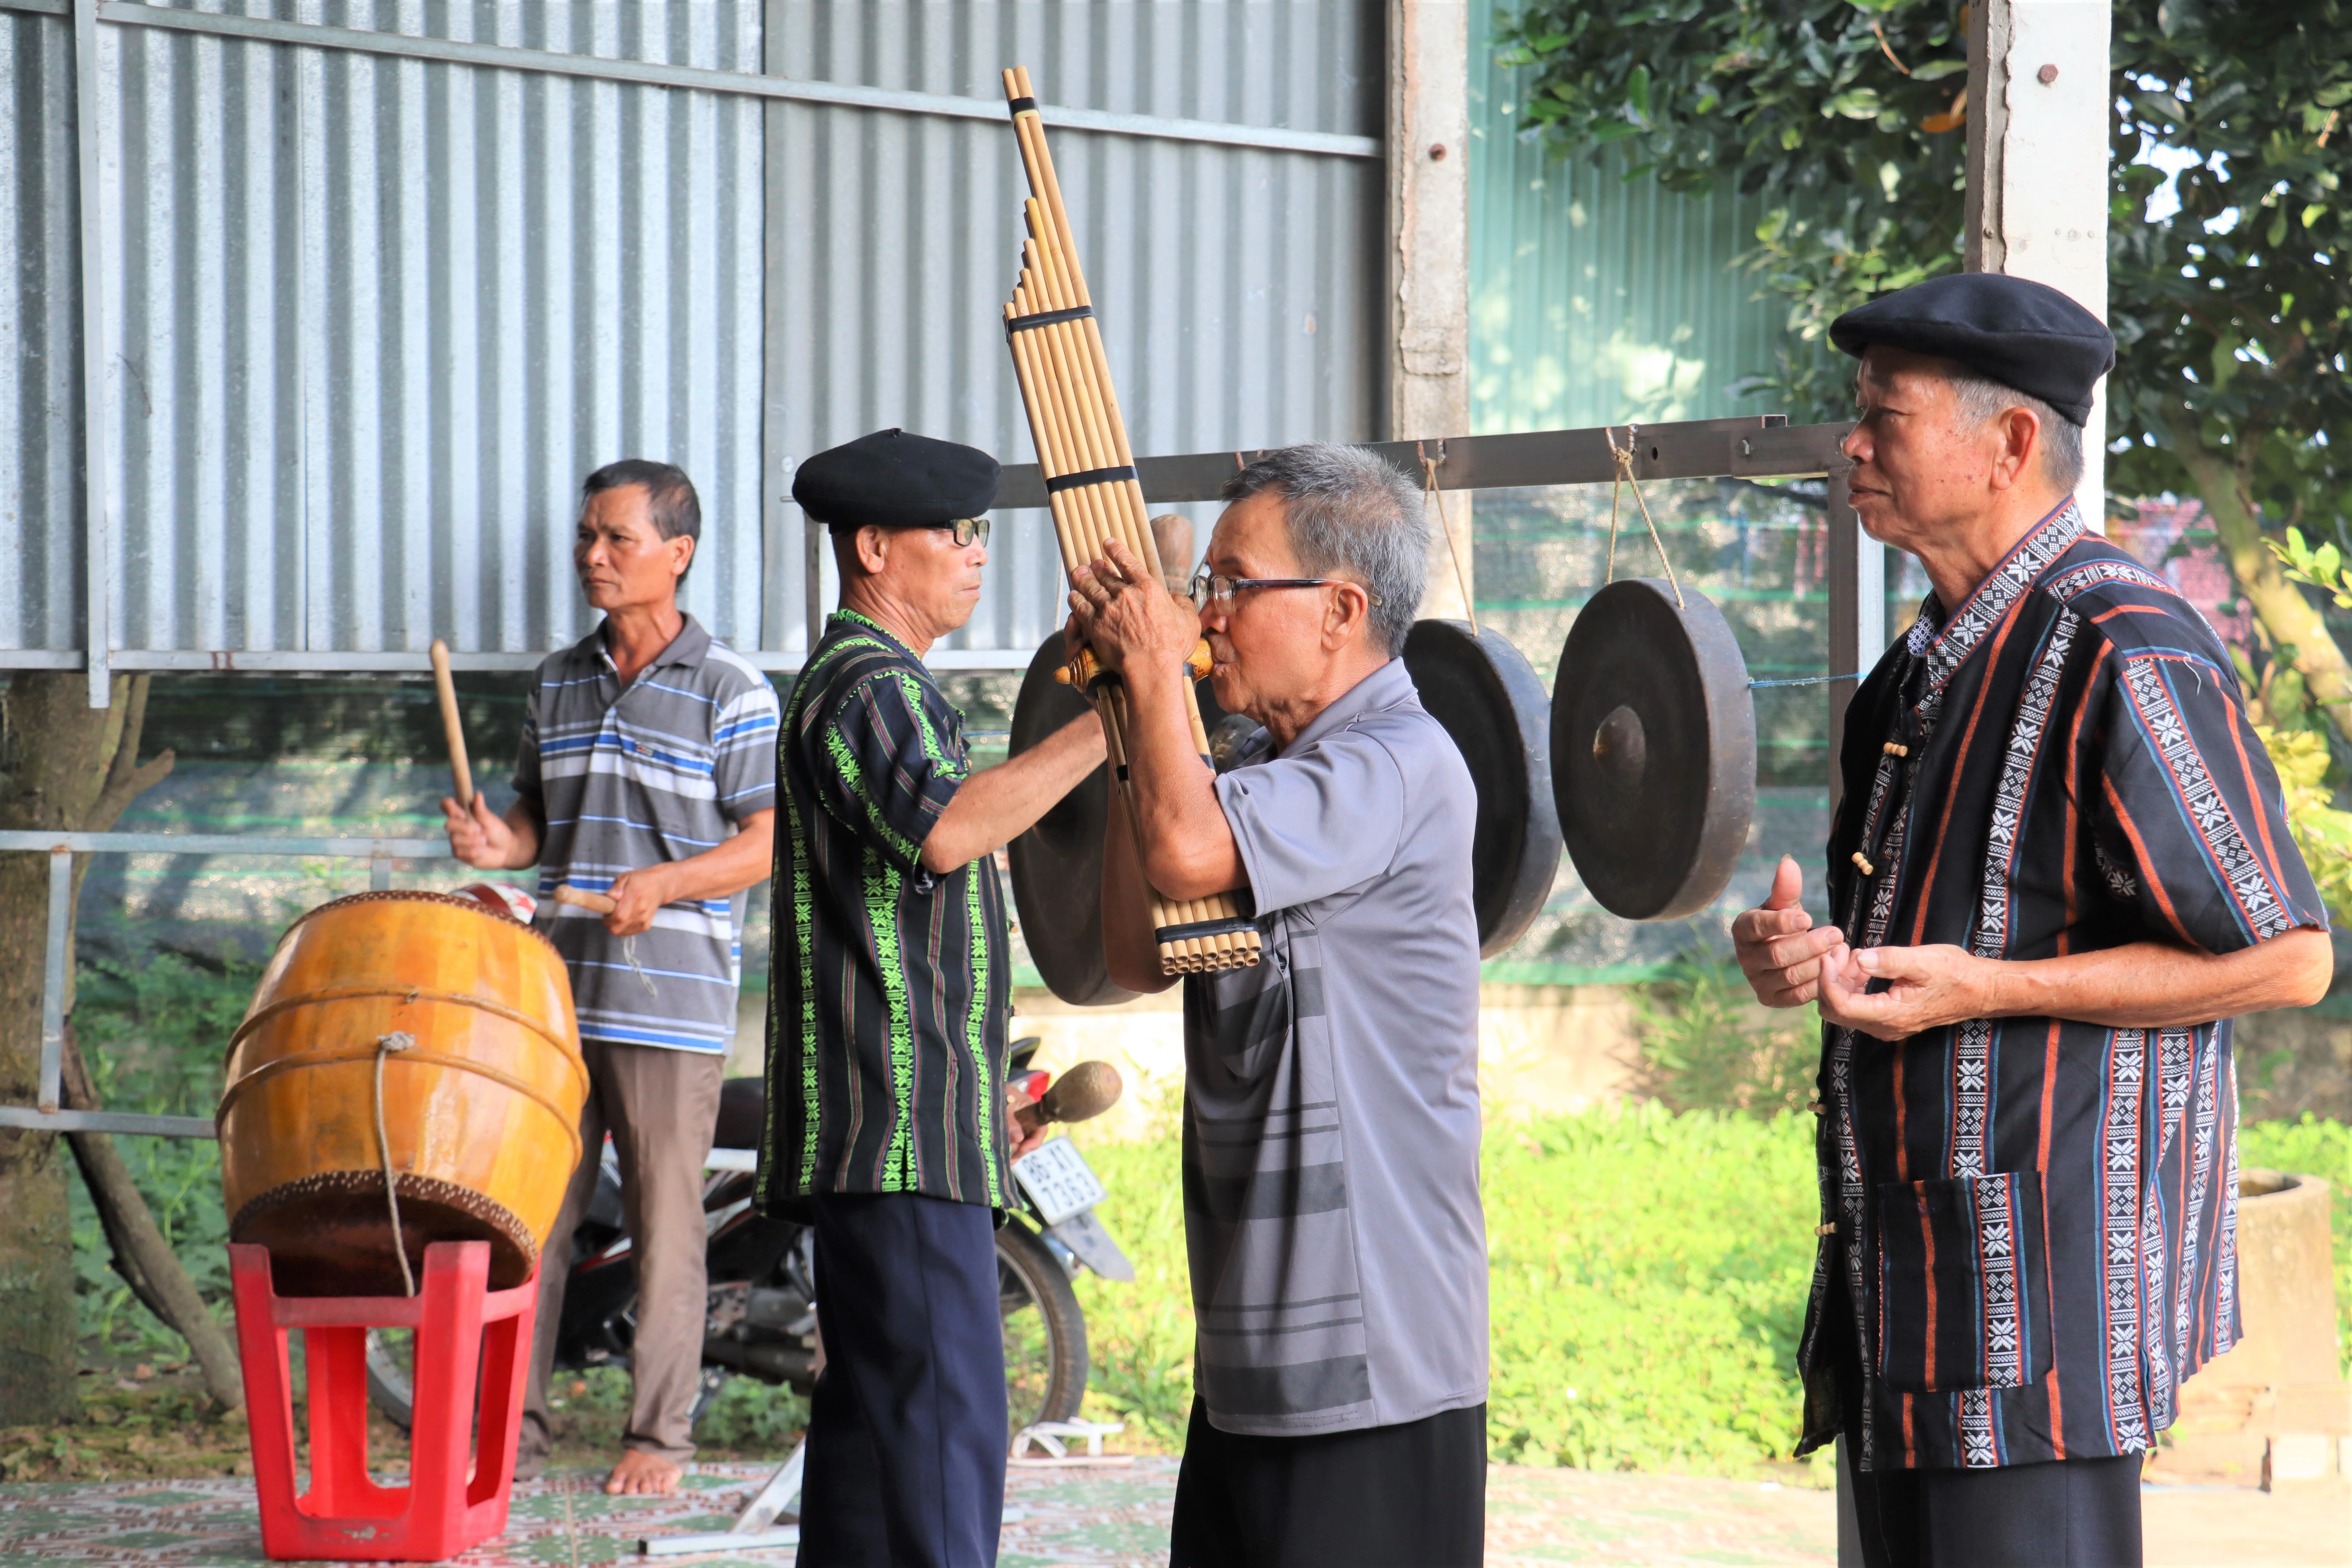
left=757, top=608, right=1013, bottom=1212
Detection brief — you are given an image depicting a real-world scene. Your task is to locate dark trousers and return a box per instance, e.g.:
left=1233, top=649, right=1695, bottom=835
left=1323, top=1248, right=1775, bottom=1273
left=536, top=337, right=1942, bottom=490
left=797, top=1192, right=1006, bottom=1568
left=1840, top=1365, right=2143, bottom=1568
left=1169, top=1397, right=1487, bottom=1568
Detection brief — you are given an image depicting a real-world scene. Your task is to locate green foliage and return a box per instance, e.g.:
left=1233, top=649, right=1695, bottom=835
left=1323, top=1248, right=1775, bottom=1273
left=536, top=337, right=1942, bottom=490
left=1492, top=0, right=1971, bottom=412
left=2274, top=525, right=2352, bottom=609
left=67, top=953, right=254, bottom=1351
left=693, top=1377, right=811, bottom=1453
left=1481, top=1105, right=1822, bottom=1472
left=1494, top=0, right=2352, bottom=554
left=1631, top=958, right=1821, bottom=1118
left=2236, top=1114, right=2352, bottom=1376
left=2106, top=4, right=2352, bottom=542
left=1080, top=1104, right=1827, bottom=1475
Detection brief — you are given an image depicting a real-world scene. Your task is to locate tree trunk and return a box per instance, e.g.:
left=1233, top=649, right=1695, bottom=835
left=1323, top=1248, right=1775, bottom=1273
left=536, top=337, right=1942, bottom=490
left=60, top=1027, right=242, bottom=1409
left=2171, top=429, right=2352, bottom=742
left=0, top=672, right=175, bottom=1423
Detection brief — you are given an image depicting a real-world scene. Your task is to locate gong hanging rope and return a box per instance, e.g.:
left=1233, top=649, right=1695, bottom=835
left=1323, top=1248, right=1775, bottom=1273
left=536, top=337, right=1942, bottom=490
left=1417, top=443, right=1479, bottom=637
left=999, top=66, right=1259, bottom=977
left=1602, top=424, right=1685, bottom=610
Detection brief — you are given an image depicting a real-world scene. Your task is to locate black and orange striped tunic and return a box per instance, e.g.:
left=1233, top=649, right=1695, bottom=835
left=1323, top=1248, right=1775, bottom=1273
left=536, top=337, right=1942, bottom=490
left=1800, top=501, right=2327, bottom=1473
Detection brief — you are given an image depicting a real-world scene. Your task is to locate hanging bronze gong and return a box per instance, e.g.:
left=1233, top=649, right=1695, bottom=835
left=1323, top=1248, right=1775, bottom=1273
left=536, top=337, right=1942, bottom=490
left=1552, top=578, right=1756, bottom=921
left=1400, top=620, right=1562, bottom=956
left=1007, top=632, right=1235, bottom=1006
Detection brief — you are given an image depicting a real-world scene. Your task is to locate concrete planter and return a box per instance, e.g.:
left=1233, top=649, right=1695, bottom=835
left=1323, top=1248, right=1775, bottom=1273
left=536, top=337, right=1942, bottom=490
left=2152, top=1169, right=2350, bottom=1490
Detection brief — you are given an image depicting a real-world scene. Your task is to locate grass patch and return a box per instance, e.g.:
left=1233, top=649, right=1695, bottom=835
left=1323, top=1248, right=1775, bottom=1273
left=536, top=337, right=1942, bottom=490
left=1076, top=1103, right=1822, bottom=1476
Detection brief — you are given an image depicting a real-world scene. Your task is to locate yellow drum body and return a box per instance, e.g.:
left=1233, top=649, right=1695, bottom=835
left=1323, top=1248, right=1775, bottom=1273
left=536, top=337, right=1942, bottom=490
left=219, top=891, right=587, bottom=1295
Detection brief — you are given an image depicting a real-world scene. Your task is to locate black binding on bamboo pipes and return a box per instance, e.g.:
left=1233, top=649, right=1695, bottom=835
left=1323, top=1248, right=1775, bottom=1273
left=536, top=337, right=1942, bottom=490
left=998, top=64, right=1259, bottom=976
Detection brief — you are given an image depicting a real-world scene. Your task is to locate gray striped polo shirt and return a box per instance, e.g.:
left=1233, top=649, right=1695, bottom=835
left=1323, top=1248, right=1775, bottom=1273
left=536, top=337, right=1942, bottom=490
left=1184, top=657, right=1488, bottom=1436
left=513, top=615, right=780, bottom=1053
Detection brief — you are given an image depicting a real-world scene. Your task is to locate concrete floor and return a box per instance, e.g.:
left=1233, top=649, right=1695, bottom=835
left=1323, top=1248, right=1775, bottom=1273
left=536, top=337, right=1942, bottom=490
left=1, top=1463, right=2344, bottom=1566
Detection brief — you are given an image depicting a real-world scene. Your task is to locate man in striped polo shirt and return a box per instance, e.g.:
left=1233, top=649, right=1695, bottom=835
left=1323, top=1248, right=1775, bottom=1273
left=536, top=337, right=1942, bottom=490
left=761, top=430, right=1106, bottom=1567
left=445, top=458, right=779, bottom=1497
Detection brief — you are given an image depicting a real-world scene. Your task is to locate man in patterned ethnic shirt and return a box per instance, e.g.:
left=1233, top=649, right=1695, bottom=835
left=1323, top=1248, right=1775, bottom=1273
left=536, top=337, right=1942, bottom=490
left=1735, top=274, right=2331, bottom=1568
left=760, top=429, right=1105, bottom=1568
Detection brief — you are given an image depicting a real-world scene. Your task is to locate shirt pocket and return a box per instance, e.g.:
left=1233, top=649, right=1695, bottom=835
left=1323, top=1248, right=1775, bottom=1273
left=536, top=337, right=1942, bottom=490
left=1875, top=1169, right=2053, bottom=1394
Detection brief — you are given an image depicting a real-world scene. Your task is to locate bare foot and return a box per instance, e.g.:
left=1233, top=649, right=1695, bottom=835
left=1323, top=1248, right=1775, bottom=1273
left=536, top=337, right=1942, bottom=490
left=604, top=1448, right=682, bottom=1496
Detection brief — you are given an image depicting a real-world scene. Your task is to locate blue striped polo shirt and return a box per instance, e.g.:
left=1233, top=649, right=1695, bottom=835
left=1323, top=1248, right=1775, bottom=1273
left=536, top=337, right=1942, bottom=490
left=513, top=615, right=780, bottom=1053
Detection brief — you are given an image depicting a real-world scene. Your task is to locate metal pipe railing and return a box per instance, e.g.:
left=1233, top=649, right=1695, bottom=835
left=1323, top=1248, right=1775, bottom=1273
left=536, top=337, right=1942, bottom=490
left=0, top=829, right=447, bottom=1139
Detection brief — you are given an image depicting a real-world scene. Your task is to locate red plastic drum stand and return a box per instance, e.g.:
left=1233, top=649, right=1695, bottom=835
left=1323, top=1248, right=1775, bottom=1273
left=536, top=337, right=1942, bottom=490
left=229, top=1240, right=537, bottom=1562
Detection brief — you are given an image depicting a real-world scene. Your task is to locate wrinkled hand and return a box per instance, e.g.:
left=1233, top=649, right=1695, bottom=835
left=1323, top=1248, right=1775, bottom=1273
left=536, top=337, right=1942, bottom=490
left=1007, top=1082, right=1050, bottom=1162
left=1731, top=856, right=1849, bottom=1007
left=1068, top=539, right=1200, bottom=679
left=1818, top=943, right=1993, bottom=1041
left=443, top=794, right=515, bottom=870
left=603, top=865, right=675, bottom=938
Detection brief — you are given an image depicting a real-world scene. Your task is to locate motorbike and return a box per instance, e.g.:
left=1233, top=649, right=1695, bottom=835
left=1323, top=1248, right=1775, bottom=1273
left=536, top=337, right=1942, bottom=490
left=363, top=1039, right=1134, bottom=1442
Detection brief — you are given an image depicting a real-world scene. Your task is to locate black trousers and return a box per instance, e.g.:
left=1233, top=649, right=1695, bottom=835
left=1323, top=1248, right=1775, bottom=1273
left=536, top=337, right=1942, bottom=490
left=796, top=1192, right=1007, bottom=1568
left=1168, top=1397, right=1486, bottom=1568
left=1840, top=1362, right=2143, bottom=1568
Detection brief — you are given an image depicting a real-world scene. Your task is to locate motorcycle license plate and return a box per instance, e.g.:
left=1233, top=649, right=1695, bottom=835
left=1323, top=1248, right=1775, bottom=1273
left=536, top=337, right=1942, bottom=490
left=1012, top=1139, right=1108, bottom=1226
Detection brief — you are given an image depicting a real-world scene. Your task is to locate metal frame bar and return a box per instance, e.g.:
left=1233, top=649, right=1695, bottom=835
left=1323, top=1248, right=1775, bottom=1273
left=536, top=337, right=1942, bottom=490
left=4, top=0, right=1379, bottom=160
left=2, top=418, right=1852, bottom=675
left=997, top=416, right=1850, bottom=508
left=0, top=830, right=446, bottom=1140
left=71, top=0, right=112, bottom=708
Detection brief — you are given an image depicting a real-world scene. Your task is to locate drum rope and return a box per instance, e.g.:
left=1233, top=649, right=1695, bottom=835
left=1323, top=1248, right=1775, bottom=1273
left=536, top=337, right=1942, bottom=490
left=1602, top=425, right=1686, bottom=609
left=1417, top=444, right=1479, bottom=636
left=622, top=935, right=658, bottom=998
left=374, top=1030, right=419, bottom=1296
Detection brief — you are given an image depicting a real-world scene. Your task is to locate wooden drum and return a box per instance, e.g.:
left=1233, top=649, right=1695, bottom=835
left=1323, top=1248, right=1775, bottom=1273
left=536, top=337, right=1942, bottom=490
left=218, top=891, right=588, bottom=1296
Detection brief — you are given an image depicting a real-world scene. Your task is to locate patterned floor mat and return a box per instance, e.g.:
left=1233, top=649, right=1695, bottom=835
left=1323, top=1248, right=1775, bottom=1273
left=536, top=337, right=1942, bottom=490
left=0, top=1459, right=1183, bottom=1567
left=8, top=1459, right=2337, bottom=1567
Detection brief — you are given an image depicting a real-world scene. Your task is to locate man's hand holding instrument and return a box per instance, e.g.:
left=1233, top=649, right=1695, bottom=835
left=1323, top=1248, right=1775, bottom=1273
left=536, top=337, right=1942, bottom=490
left=554, top=879, right=668, bottom=940
left=433, top=637, right=528, bottom=869
left=998, top=65, right=1258, bottom=976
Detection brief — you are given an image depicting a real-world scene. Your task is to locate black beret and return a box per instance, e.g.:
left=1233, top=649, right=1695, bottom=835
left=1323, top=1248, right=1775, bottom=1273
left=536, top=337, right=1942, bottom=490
left=1829, top=273, right=2115, bottom=426
left=791, top=428, right=999, bottom=531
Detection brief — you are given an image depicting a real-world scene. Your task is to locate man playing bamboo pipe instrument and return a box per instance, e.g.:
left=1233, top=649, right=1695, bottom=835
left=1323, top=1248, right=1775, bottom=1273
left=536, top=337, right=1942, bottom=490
left=760, top=427, right=1096, bottom=1568
left=1069, top=444, right=1488, bottom=1568
left=1732, top=272, right=2331, bottom=1568
left=441, top=459, right=780, bottom=1496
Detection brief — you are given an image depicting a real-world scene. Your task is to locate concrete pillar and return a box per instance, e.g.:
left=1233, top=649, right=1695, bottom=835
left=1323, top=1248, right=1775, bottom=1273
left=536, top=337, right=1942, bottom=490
left=1965, top=0, right=2112, bottom=526
left=1388, top=1, right=1474, bottom=619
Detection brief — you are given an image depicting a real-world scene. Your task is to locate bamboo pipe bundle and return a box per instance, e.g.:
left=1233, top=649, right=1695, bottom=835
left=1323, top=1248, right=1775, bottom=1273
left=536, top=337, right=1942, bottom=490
left=998, top=66, right=1260, bottom=978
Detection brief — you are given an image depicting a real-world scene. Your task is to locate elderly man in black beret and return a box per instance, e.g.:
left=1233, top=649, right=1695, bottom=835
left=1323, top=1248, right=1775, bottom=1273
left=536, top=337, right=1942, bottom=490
left=759, top=428, right=1104, bottom=1566
left=1734, top=273, right=2331, bottom=1567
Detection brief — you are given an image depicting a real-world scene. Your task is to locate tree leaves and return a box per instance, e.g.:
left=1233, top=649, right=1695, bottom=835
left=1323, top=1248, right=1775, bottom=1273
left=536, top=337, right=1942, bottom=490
left=1491, top=0, right=2352, bottom=567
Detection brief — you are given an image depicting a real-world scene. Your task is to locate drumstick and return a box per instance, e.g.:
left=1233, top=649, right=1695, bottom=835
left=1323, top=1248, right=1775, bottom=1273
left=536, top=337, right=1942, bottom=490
left=429, top=639, right=474, bottom=809
left=553, top=884, right=618, bottom=915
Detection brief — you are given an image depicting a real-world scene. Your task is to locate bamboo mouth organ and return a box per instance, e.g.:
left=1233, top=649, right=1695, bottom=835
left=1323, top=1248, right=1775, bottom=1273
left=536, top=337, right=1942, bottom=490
left=999, top=65, right=1260, bottom=977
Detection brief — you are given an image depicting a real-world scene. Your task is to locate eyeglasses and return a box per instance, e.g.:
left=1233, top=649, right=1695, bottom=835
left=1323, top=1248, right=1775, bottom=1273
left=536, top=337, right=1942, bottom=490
left=1188, top=568, right=1381, bottom=609
left=926, top=517, right=990, bottom=548
left=1188, top=571, right=1382, bottom=608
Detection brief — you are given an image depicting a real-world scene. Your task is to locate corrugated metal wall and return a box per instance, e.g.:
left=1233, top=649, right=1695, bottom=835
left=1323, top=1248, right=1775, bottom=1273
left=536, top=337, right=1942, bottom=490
left=1, top=8, right=84, bottom=655
left=766, top=0, right=1385, bottom=660
left=4, top=0, right=766, bottom=664
left=1, top=0, right=1385, bottom=671
left=1466, top=0, right=1791, bottom=435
